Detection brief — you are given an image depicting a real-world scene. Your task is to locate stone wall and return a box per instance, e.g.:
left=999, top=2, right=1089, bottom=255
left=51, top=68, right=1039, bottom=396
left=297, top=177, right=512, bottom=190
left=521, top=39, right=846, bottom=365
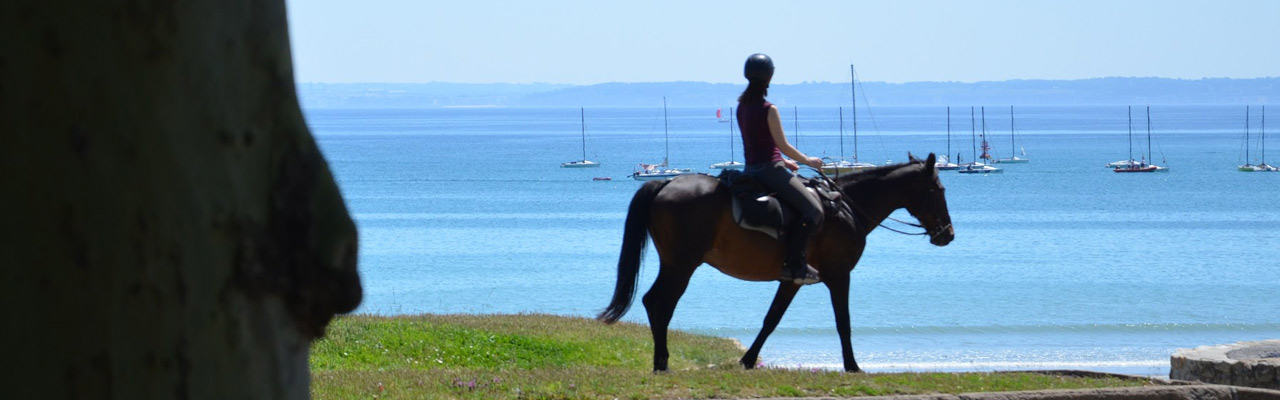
left=1171, top=340, right=1280, bottom=390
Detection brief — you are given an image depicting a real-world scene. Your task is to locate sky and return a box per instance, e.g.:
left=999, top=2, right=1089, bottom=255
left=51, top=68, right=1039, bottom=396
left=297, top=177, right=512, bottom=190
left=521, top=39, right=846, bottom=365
left=284, top=0, right=1280, bottom=85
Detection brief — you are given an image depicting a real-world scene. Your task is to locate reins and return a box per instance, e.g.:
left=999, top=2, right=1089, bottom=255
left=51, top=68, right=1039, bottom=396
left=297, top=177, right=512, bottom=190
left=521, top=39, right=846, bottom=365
left=806, top=166, right=935, bottom=237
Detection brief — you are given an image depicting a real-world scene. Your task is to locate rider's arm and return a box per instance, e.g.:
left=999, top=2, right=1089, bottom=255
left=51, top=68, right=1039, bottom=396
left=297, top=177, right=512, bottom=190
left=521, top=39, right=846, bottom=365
left=767, top=106, right=822, bottom=168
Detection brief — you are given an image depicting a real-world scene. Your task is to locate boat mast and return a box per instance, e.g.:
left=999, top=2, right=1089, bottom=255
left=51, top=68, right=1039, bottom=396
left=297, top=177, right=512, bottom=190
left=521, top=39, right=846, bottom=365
left=838, top=106, right=845, bottom=160
left=728, top=107, right=735, bottom=163
left=850, top=64, right=858, bottom=163
left=970, top=106, right=977, bottom=165
left=980, top=106, right=990, bottom=161
left=663, top=97, right=669, bottom=166
left=1263, top=105, right=1268, bottom=165
left=794, top=106, right=799, bottom=148
left=1010, top=105, right=1016, bottom=159
left=1245, top=105, right=1251, bottom=165
left=946, top=106, right=951, bottom=162
left=580, top=107, right=587, bottom=161
left=1128, top=106, right=1133, bottom=163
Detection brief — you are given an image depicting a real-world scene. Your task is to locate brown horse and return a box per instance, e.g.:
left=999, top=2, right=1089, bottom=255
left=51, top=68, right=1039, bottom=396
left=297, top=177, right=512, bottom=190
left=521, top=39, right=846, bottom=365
left=598, top=153, right=954, bottom=372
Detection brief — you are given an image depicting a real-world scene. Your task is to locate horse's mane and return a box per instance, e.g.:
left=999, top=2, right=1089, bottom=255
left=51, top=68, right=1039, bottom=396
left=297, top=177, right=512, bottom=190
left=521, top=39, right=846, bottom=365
left=830, top=160, right=924, bottom=186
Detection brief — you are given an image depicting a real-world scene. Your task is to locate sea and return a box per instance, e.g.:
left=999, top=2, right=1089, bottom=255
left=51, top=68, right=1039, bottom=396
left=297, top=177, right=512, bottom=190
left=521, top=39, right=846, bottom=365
left=305, top=104, right=1280, bottom=377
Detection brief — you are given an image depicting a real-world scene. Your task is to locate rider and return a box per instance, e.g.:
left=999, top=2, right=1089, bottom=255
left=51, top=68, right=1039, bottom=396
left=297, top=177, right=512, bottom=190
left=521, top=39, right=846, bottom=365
left=737, top=53, right=825, bottom=285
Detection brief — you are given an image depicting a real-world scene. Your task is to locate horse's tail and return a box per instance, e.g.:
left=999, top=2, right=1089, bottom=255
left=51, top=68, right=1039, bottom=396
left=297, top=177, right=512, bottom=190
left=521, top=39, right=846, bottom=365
left=597, top=179, right=669, bottom=324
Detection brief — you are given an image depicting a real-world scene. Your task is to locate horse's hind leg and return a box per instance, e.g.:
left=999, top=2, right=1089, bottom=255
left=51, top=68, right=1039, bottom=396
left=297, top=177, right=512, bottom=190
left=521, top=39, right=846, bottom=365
left=740, top=282, right=801, bottom=369
left=641, top=264, right=696, bottom=372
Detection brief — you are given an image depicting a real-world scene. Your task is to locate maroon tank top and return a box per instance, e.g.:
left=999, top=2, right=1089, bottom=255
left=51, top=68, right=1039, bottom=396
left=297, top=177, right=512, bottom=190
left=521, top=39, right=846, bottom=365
left=737, top=100, right=782, bottom=164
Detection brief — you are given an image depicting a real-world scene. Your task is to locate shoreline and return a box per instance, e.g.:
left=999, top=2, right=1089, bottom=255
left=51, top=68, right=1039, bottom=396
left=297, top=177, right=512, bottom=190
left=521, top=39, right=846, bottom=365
left=789, top=362, right=1170, bottom=379
left=715, top=330, right=1179, bottom=379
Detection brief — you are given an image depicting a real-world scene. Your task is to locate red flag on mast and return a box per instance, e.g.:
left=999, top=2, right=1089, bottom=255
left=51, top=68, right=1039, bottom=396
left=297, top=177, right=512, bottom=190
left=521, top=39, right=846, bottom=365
left=716, top=108, right=722, bottom=119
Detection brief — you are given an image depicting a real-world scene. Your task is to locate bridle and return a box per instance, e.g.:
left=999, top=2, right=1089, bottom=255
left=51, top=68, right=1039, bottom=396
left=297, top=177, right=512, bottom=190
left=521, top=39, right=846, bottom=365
left=904, top=187, right=953, bottom=241
left=808, top=166, right=950, bottom=240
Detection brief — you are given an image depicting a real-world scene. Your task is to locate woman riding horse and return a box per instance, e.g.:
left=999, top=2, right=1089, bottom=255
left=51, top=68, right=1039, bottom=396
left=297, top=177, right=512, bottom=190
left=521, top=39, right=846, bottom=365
left=598, top=154, right=954, bottom=372
left=738, top=53, right=825, bottom=285
left=596, top=55, right=956, bottom=373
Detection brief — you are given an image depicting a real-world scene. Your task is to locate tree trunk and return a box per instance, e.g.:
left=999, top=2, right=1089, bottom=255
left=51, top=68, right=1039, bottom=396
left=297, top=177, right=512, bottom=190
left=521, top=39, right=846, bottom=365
left=0, top=1, right=363, bottom=398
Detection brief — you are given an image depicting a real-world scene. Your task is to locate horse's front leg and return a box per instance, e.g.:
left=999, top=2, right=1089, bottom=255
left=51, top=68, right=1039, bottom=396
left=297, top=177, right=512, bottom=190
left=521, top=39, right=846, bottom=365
left=741, top=282, right=802, bottom=369
left=824, top=272, right=863, bottom=373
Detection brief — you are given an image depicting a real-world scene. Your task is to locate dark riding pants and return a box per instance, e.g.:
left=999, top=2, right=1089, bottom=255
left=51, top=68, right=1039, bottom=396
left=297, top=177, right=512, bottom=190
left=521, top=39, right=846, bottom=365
left=745, top=162, right=823, bottom=231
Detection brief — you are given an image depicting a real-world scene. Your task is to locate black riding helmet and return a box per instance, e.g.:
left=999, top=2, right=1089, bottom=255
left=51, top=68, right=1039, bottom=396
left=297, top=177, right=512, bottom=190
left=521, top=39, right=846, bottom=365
left=744, top=53, right=774, bottom=81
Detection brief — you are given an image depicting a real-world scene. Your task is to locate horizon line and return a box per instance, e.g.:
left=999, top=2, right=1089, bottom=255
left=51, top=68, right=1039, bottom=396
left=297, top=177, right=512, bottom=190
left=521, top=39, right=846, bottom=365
left=295, top=76, right=1280, bottom=86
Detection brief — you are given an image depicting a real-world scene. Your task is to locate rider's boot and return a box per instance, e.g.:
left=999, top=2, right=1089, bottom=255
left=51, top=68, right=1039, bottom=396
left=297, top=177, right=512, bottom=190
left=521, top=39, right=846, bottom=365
left=778, top=221, right=820, bottom=285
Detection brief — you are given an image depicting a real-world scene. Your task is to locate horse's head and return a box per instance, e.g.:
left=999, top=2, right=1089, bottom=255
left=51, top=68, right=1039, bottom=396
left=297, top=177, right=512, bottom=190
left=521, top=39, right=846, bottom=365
left=906, top=153, right=954, bottom=246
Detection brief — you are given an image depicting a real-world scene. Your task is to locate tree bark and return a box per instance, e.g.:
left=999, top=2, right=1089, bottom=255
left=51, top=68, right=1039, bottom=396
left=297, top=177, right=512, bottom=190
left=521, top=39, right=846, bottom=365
left=0, top=1, right=362, bottom=398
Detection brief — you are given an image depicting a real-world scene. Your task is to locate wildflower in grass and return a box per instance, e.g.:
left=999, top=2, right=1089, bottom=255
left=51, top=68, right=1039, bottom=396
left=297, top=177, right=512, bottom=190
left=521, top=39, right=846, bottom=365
left=452, top=378, right=477, bottom=390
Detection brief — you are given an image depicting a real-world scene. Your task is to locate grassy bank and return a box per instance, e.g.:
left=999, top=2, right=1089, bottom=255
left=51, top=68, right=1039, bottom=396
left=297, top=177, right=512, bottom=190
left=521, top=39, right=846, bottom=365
left=311, top=314, right=1154, bottom=399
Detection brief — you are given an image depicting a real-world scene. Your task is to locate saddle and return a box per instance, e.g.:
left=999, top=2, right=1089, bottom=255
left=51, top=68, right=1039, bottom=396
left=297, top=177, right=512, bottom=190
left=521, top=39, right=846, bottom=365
left=717, top=169, right=853, bottom=239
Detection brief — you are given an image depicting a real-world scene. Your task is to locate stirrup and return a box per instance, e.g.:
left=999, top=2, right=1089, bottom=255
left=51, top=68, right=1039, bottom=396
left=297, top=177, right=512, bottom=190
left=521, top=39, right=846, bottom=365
left=779, top=264, right=821, bottom=285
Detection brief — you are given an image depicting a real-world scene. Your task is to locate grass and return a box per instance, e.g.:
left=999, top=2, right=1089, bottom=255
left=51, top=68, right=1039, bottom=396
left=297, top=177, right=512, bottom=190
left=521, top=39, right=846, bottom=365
left=311, top=314, right=1156, bottom=399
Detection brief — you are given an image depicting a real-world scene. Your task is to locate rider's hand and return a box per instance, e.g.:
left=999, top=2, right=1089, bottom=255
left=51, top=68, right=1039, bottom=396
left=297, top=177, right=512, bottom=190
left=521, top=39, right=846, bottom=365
left=804, top=157, right=823, bottom=169
left=783, top=159, right=800, bottom=172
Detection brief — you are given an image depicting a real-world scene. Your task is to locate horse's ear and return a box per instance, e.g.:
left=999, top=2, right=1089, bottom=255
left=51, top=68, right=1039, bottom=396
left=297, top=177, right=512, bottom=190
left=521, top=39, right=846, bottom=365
left=926, top=153, right=937, bottom=169
left=907, top=152, right=918, bottom=162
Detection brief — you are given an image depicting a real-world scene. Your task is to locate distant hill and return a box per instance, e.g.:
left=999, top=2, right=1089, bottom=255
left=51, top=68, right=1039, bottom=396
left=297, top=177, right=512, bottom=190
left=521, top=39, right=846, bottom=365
left=294, top=82, right=574, bottom=108
left=296, top=78, right=1279, bottom=109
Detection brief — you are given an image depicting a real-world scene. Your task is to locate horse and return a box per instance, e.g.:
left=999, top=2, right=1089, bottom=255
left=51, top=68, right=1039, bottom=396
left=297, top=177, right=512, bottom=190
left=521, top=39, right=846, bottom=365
left=597, top=153, right=954, bottom=372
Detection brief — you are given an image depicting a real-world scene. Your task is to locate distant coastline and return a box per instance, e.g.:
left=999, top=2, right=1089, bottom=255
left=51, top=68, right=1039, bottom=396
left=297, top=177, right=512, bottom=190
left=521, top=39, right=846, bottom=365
left=296, top=77, right=1278, bottom=109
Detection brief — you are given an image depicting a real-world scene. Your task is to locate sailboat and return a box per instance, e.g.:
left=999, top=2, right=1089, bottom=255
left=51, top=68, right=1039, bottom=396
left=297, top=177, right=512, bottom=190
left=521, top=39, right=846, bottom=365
left=1105, top=106, right=1141, bottom=169
left=1259, top=106, right=1277, bottom=171
left=936, top=106, right=960, bottom=170
left=1108, top=106, right=1143, bottom=170
left=1238, top=105, right=1277, bottom=172
left=993, top=105, right=1029, bottom=164
left=959, top=106, right=1002, bottom=174
left=709, top=107, right=744, bottom=170
left=821, top=64, right=876, bottom=175
left=1114, top=106, right=1167, bottom=173
left=956, top=106, right=984, bottom=169
left=561, top=107, right=600, bottom=168
left=632, top=97, right=695, bottom=181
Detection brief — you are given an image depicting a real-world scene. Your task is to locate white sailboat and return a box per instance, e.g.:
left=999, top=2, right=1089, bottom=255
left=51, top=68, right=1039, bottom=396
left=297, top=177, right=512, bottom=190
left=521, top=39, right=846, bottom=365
left=959, top=106, right=1002, bottom=174
left=1105, top=159, right=1141, bottom=169
left=1108, top=106, right=1143, bottom=170
left=709, top=106, right=744, bottom=170
left=1238, top=105, right=1278, bottom=172
left=956, top=106, right=985, bottom=169
left=1145, top=106, right=1169, bottom=172
left=822, top=65, right=876, bottom=175
left=936, top=106, right=960, bottom=170
left=1114, top=106, right=1168, bottom=173
left=993, top=105, right=1029, bottom=164
left=561, top=107, right=600, bottom=168
left=632, top=97, right=695, bottom=181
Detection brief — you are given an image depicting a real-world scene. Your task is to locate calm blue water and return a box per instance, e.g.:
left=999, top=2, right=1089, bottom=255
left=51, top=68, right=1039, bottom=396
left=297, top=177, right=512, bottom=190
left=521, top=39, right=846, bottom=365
left=306, top=105, right=1280, bottom=377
